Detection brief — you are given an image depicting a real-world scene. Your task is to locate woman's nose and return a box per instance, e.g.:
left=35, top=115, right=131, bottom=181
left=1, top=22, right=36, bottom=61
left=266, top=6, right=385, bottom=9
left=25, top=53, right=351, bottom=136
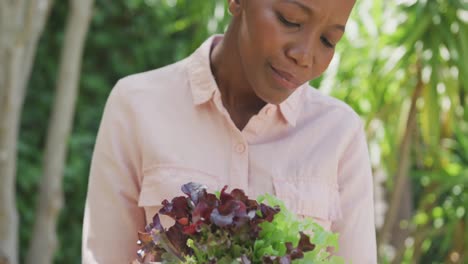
left=286, top=36, right=315, bottom=68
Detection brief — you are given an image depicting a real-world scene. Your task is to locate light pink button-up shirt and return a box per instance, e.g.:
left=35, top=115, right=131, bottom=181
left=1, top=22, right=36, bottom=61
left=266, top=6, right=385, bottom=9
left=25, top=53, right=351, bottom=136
left=82, top=35, right=377, bottom=263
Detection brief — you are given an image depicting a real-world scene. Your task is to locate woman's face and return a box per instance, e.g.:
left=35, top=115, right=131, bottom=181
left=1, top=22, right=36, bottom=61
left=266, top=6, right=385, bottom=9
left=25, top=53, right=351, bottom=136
left=230, top=0, right=355, bottom=104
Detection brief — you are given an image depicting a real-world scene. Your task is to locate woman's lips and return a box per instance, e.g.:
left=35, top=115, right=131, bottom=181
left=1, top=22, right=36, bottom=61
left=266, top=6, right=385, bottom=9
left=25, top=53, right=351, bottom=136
left=269, top=64, right=301, bottom=91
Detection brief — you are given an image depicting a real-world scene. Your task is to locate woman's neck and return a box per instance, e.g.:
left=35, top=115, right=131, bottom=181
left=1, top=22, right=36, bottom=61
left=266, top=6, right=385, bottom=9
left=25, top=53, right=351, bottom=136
left=210, top=24, right=267, bottom=116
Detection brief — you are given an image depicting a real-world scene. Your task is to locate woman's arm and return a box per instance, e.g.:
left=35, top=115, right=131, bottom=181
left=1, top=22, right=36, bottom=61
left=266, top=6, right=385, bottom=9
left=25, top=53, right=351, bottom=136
left=82, top=80, right=145, bottom=263
left=332, top=121, right=378, bottom=263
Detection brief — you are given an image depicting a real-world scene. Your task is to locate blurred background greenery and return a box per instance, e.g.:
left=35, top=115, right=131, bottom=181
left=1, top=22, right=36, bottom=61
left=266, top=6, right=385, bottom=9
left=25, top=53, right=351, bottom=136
left=6, top=0, right=467, bottom=263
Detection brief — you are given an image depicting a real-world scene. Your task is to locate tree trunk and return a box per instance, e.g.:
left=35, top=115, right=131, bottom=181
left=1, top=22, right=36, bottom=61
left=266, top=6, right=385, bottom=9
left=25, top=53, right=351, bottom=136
left=445, top=220, right=466, bottom=263
left=0, top=1, right=53, bottom=263
left=390, top=181, right=438, bottom=264
left=25, top=0, right=94, bottom=263
left=389, top=176, right=413, bottom=264
left=377, top=63, right=424, bottom=247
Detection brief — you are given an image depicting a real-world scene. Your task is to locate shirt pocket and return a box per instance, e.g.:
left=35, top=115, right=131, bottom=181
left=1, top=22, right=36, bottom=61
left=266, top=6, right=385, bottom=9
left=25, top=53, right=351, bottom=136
left=138, top=166, right=221, bottom=226
left=272, top=177, right=342, bottom=231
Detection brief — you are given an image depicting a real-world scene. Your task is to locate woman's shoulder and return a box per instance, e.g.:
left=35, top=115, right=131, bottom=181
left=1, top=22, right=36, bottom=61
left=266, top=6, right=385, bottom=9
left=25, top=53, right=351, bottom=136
left=108, top=58, right=192, bottom=107
left=116, top=58, right=190, bottom=94
left=301, top=85, right=363, bottom=129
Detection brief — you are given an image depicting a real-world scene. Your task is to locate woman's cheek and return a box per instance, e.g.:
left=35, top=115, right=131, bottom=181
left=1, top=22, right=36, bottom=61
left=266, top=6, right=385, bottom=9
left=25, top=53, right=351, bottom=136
left=312, top=49, right=335, bottom=79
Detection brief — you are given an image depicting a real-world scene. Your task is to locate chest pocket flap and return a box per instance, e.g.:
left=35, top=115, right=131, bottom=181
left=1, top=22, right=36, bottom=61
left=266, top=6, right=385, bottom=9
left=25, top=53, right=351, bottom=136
left=273, top=177, right=342, bottom=223
left=138, top=166, right=220, bottom=207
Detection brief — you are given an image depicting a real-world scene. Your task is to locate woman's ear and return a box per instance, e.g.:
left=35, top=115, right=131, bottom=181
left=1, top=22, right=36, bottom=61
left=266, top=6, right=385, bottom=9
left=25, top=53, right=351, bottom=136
left=228, top=0, right=242, bottom=16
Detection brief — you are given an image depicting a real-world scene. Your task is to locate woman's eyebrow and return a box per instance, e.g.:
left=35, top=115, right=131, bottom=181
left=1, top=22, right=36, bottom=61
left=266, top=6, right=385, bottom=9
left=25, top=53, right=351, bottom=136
left=283, top=0, right=312, bottom=14
left=283, top=0, right=346, bottom=32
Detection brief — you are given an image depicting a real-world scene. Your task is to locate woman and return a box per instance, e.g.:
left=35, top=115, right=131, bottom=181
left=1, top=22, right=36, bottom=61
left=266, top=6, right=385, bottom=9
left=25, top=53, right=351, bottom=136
left=82, top=0, right=377, bottom=263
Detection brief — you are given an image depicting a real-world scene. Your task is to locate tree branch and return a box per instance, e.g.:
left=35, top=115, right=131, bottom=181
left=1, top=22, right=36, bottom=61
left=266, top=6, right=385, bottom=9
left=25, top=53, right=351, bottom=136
left=377, top=61, right=424, bottom=247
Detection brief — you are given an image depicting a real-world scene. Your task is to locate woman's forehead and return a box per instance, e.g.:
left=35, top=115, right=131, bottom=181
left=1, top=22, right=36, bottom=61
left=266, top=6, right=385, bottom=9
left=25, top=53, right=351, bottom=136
left=248, top=0, right=356, bottom=24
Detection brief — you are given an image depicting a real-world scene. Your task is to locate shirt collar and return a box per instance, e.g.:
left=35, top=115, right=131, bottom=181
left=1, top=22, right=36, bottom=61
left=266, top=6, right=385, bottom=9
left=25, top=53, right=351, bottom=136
left=187, top=35, right=220, bottom=105
left=278, top=83, right=306, bottom=127
left=186, top=35, right=306, bottom=127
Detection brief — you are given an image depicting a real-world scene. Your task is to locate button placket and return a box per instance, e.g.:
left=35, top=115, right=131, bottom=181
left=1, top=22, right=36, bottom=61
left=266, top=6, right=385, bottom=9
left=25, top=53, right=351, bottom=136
left=265, top=107, right=275, bottom=116
left=230, top=135, right=249, bottom=191
left=235, top=142, right=246, bottom=153
left=263, top=104, right=277, bottom=117
left=243, top=106, right=276, bottom=139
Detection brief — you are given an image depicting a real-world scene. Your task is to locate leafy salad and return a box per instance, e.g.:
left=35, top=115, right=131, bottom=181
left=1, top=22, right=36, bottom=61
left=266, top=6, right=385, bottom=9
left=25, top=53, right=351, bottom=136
left=133, top=182, right=344, bottom=264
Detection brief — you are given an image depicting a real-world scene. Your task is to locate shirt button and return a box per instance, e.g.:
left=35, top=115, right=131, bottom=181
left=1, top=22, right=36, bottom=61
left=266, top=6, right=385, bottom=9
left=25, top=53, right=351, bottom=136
left=265, top=106, right=275, bottom=116
left=235, top=143, right=246, bottom=153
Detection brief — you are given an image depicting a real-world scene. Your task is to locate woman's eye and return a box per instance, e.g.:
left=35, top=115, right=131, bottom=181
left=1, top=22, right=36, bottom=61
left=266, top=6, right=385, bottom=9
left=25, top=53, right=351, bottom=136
left=321, top=36, right=335, bottom=48
left=277, top=13, right=300, bottom=28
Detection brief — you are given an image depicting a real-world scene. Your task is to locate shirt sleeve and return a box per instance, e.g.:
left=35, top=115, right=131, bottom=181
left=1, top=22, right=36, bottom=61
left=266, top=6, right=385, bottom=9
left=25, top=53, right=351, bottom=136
left=331, top=120, right=378, bottom=263
left=82, top=80, right=145, bottom=263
